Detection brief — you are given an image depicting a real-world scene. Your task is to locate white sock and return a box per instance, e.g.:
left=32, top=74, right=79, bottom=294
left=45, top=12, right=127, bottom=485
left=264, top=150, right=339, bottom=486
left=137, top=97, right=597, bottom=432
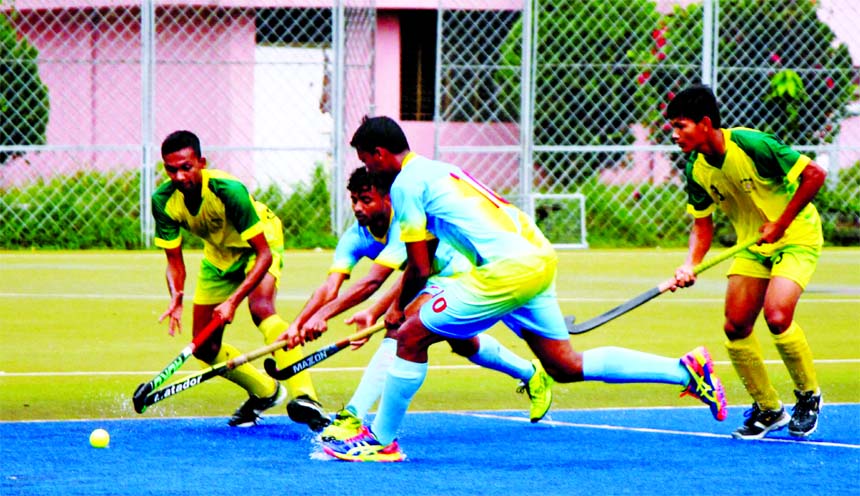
left=468, top=334, right=535, bottom=381
left=347, top=337, right=397, bottom=419
left=582, top=346, right=688, bottom=385
left=370, top=357, right=427, bottom=445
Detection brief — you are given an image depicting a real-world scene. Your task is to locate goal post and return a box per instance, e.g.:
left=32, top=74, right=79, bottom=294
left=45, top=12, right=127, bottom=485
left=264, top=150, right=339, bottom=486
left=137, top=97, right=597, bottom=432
left=530, top=193, right=588, bottom=249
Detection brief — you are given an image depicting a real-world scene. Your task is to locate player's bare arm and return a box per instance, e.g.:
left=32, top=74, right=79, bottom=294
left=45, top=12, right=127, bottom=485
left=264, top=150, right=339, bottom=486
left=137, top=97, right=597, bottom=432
left=759, top=161, right=827, bottom=244
left=301, top=263, right=394, bottom=340
left=212, top=232, right=272, bottom=325
left=673, top=216, right=715, bottom=290
left=159, top=245, right=187, bottom=336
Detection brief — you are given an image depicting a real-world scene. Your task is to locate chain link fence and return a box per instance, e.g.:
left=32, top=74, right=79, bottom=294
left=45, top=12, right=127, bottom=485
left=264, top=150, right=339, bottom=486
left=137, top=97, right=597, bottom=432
left=0, top=1, right=374, bottom=249
left=436, top=0, right=860, bottom=247
left=1, top=0, right=858, bottom=249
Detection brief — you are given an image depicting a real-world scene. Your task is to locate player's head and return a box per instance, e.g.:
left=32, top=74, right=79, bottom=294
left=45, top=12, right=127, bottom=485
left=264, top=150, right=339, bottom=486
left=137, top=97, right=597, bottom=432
left=161, top=130, right=202, bottom=159
left=160, top=130, right=206, bottom=193
left=347, top=166, right=391, bottom=231
left=350, top=116, right=410, bottom=175
left=666, top=86, right=722, bottom=154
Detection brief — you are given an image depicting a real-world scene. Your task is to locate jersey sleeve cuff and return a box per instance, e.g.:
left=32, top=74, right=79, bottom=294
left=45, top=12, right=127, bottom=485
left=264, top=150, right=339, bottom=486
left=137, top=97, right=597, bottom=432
left=785, top=155, right=813, bottom=183
left=154, top=236, right=182, bottom=249
left=686, top=203, right=716, bottom=218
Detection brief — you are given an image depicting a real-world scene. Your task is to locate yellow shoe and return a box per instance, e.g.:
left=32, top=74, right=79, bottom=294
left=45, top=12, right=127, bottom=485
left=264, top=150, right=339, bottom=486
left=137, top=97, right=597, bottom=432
left=518, top=359, right=554, bottom=423
left=320, top=408, right=362, bottom=442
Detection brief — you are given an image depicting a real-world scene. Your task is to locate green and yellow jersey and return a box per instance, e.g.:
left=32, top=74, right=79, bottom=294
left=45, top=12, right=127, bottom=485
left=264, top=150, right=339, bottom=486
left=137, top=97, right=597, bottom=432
left=684, top=128, right=823, bottom=254
left=152, top=169, right=270, bottom=271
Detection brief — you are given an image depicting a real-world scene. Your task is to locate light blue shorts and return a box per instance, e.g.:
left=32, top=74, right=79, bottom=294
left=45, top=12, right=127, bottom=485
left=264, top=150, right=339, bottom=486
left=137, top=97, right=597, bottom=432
left=418, top=254, right=569, bottom=341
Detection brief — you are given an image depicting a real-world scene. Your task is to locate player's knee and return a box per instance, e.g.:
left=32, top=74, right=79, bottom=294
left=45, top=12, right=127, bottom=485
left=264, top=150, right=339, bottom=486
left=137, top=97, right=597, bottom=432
left=762, top=308, right=793, bottom=334
left=723, top=321, right=753, bottom=341
left=193, top=343, right=219, bottom=364
left=448, top=337, right=478, bottom=357
left=248, top=301, right=276, bottom=323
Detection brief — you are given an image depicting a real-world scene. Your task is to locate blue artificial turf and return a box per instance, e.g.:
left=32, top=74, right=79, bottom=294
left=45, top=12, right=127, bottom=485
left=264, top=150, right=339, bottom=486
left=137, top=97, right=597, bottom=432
left=3, top=405, right=858, bottom=496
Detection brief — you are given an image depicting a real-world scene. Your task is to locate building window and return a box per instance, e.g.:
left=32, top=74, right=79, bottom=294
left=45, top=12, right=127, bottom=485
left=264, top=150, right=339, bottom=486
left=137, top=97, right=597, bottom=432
left=400, top=10, right=437, bottom=122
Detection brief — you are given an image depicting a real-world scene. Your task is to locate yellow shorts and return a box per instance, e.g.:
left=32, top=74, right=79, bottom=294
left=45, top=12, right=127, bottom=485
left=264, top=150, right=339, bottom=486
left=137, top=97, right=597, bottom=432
left=728, top=244, right=820, bottom=289
left=193, top=216, right=285, bottom=305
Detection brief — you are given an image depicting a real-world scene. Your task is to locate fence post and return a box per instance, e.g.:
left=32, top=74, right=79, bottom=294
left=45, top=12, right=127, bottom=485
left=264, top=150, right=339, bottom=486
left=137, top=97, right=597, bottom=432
left=140, top=0, right=156, bottom=248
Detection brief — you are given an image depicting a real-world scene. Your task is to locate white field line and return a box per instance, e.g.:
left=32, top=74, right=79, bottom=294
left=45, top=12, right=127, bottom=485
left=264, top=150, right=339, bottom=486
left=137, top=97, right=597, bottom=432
left=453, top=411, right=860, bottom=450
left=0, top=292, right=857, bottom=304
left=1, top=359, right=858, bottom=377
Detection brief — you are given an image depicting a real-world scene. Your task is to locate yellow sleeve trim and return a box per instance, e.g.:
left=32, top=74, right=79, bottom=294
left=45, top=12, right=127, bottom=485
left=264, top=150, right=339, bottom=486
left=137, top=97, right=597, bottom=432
left=240, top=222, right=264, bottom=241
left=154, top=236, right=182, bottom=249
left=785, top=155, right=812, bottom=183
left=686, top=203, right=716, bottom=218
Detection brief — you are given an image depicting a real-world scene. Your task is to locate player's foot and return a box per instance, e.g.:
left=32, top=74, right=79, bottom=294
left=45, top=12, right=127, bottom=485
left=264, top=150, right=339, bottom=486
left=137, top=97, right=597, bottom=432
left=287, top=395, right=331, bottom=432
left=788, top=389, right=822, bottom=437
left=679, top=346, right=728, bottom=421
left=517, top=359, right=554, bottom=423
left=732, top=403, right=789, bottom=440
left=322, top=426, right=405, bottom=462
left=320, top=408, right=363, bottom=441
left=228, top=383, right=286, bottom=427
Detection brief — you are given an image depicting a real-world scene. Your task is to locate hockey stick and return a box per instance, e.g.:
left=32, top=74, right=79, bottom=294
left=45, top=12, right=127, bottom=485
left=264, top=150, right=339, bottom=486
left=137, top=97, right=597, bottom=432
left=132, top=316, right=224, bottom=414
left=566, top=238, right=757, bottom=335
left=137, top=338, right=288, bottom=413
left=263, top=321, right=386, bottom=380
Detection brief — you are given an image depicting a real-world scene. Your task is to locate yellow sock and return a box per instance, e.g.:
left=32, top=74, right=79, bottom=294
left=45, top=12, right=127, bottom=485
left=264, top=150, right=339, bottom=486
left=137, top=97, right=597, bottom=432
left=198, top=342, right=277, bottom=398
left=259, top=315, right=319, bottom=401
left=725, top=333, right=782, bottom=411
left=773, top=322, right=819, bottom=394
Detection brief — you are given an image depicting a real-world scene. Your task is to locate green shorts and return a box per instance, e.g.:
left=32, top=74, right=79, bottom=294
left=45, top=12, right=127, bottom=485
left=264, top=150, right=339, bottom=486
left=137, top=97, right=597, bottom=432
left=728, top=244, right=821, bottom=289
left=193, top=216, right=285, bottom=305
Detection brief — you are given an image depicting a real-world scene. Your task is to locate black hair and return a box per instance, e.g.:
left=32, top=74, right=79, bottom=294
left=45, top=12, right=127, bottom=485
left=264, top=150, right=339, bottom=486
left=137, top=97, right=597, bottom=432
left=347, top=166, right=396, bottom=195
left=161, top=130, right=202, bottom=158
left=666, top=85, right=722, bottom=128
left=349, top=115, right=410, bottom=154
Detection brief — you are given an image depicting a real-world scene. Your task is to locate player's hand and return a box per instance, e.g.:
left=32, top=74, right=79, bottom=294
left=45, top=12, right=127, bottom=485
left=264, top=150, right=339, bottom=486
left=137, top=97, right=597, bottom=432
left=158, top=294, right=184, bottom=336
left=301, top=316, right=328, bottom=343
left=276, top=324, right=305, bottom=349
left=383, top=306, right=404, bottom=331
left=672, top=263, right=697, bottom=291
left=758, top=221, right=786, bottom=245
left=212, top=301, right=237, bottom=325
left=344, top=311, right=377, bottom=350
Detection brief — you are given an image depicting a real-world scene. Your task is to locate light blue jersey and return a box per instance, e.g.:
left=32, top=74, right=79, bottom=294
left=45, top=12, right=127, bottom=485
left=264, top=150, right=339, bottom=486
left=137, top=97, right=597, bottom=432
left=330, top=212, right=470, bottom=278
left=390, top=153, right=567, bottom=341
left=392, top=153, right=553, bottom=266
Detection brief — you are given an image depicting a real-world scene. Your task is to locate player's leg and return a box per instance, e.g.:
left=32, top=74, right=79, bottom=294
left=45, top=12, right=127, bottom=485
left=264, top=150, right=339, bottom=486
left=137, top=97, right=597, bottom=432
left=764, top=247, right=822, bottom=437
left=322, top=311, right=441, bottom=462
left=448, top=333, right=552, bottom=423
left=194, top=262, right=285, bottom=426
left=723, top=260, right=790, bottom=440
left=192, top=303, right=285, bottom=427
left=320, top=331, right=398, bottom=442
left=249, top=273, right=329, bottom=432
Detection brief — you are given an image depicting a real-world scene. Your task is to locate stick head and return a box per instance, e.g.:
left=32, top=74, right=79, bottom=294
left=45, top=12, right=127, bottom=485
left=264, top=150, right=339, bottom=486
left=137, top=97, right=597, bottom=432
left=132, top=382, right=152, bottom=414
left=564, top=315, right=576, bottom=329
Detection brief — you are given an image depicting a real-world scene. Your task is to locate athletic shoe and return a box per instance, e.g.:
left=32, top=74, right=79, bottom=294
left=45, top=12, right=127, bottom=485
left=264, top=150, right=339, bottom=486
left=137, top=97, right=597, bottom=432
left=228, top=383, right=286, bottom=427
left=788, top=389, right=822, bottom=437
left=732, top=403, right=790, bottom=440
left=322, top=426, right=405, bottom=462
left=517, top=359, right=554, bottom=423
left=320, top=408, right=363, bottom=442
left=287, top=394, right=331, bottom=432
left=679, top=346, right=728, bottom=421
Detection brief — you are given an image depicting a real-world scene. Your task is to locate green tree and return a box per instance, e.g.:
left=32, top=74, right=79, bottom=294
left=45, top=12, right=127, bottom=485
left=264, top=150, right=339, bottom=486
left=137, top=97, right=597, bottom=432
left=495, top=0, right=661, bottom=181
left=635, top=0, right=855, bottom=146
left=0, top=11, right=49, bottom=165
